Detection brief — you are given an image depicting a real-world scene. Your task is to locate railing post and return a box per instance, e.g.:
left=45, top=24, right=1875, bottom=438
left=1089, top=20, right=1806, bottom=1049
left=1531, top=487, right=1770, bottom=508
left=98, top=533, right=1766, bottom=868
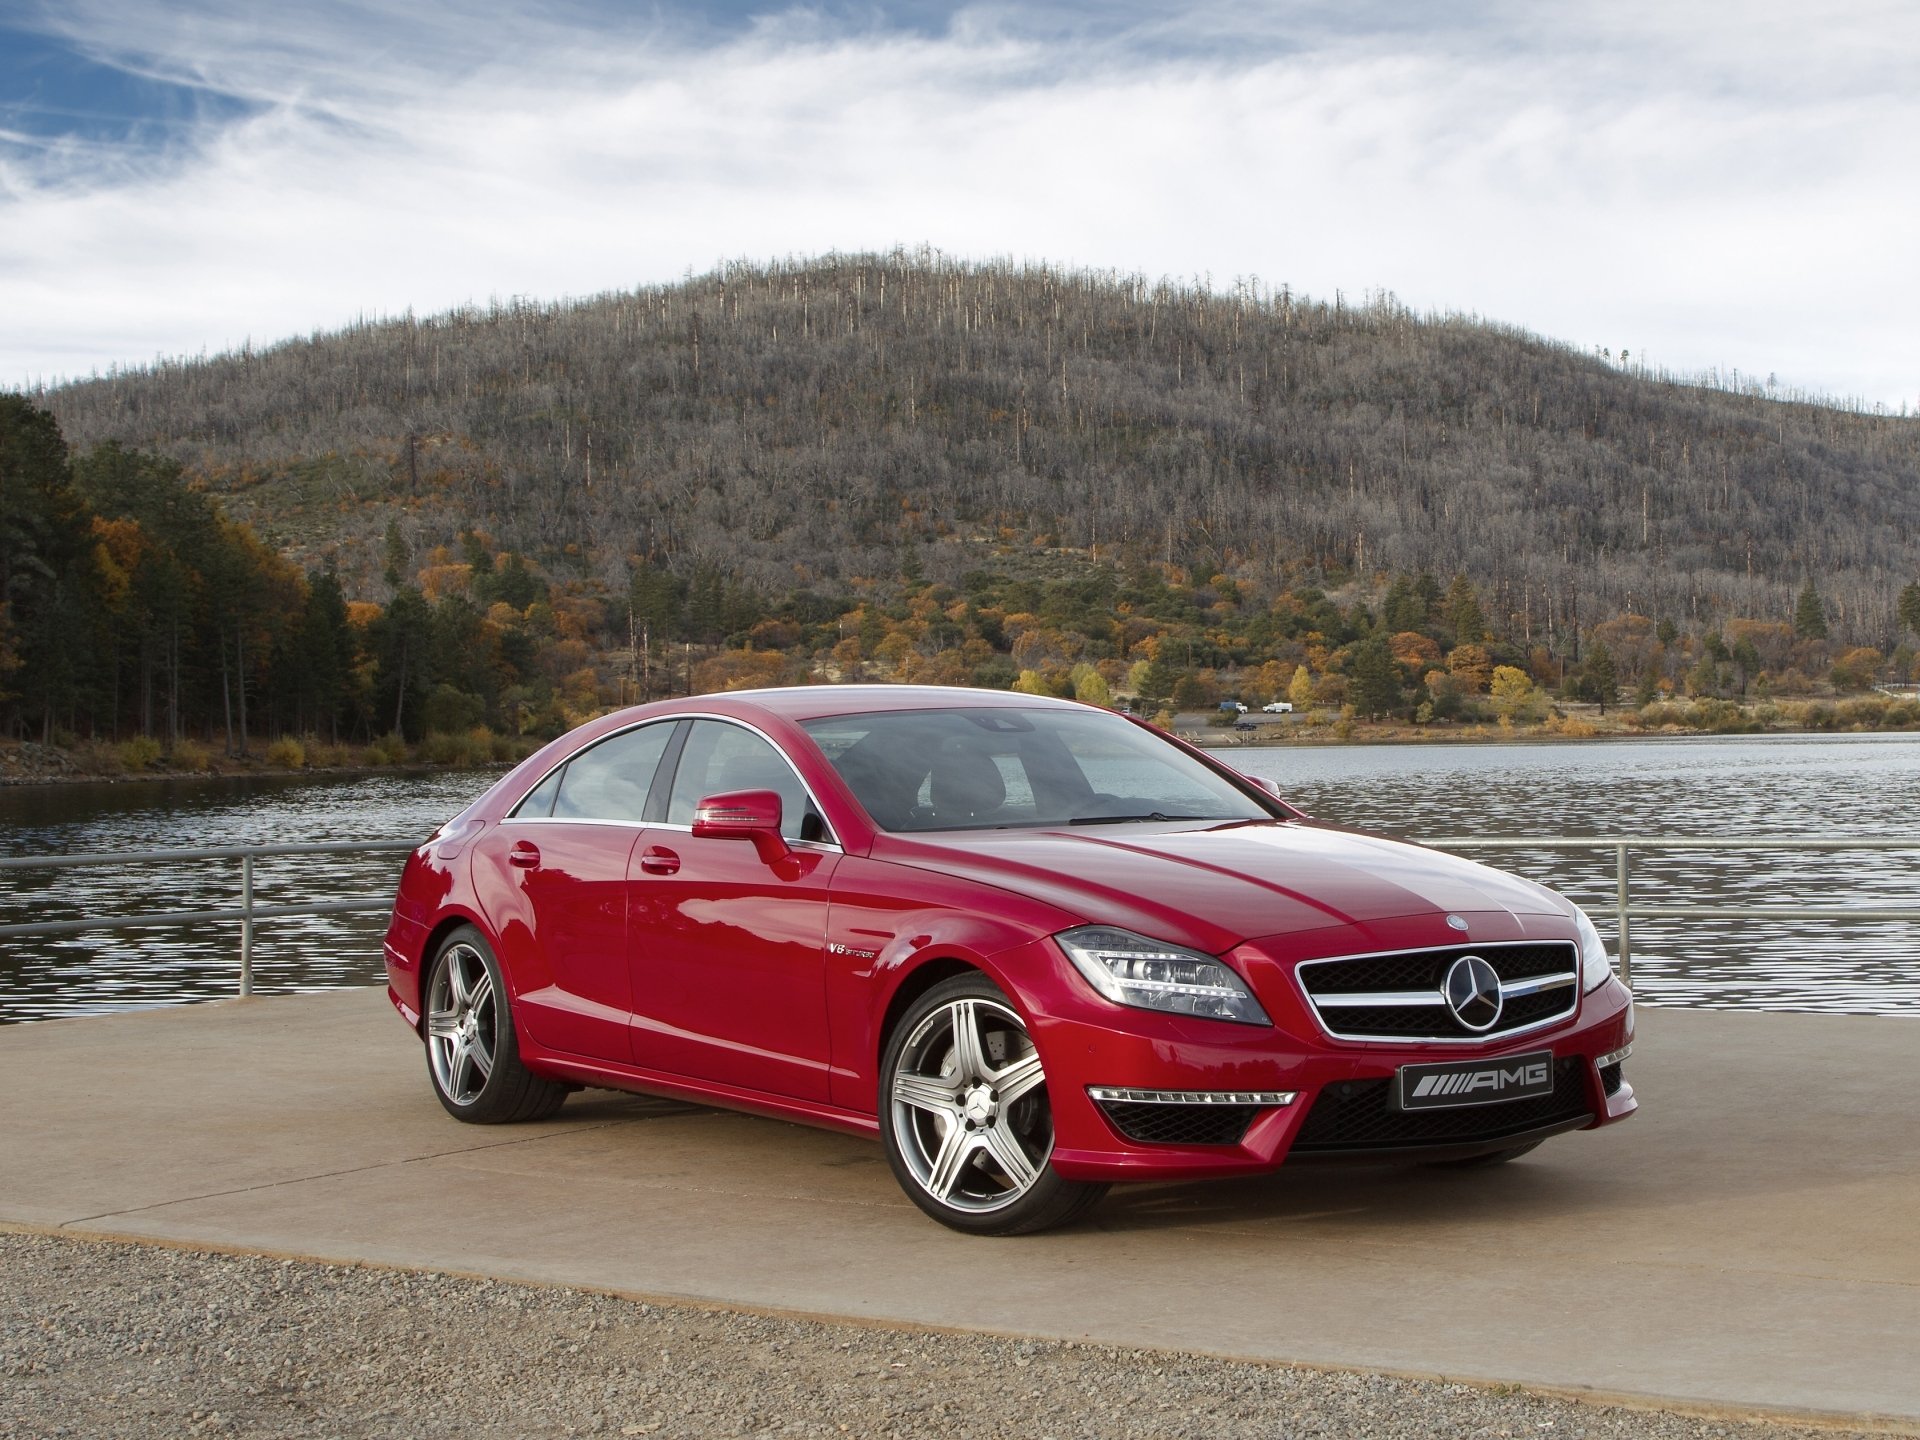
left=240, top=853, right=255, bottom=997
left=1614, top=842, right=1632, bottom=989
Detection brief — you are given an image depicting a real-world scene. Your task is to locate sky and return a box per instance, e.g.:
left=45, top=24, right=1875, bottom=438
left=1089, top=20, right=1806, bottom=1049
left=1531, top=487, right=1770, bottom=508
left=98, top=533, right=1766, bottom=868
left=2, top=0, right=1916, bottom=409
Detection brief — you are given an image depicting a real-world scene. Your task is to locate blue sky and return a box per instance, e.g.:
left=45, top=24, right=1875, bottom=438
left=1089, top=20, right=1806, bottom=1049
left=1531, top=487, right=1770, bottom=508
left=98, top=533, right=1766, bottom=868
left=3, top=0, right=1916, bottom=408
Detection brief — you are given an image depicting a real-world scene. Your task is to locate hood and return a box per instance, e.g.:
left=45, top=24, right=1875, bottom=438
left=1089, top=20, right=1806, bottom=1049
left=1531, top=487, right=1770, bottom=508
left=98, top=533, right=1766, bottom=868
left=875, top=820, right=1569, bottom=954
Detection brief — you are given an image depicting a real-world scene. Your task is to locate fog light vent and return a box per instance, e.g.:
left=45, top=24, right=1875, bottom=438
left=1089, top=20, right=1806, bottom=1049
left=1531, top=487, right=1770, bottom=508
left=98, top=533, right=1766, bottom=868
left=1088, top=1087, right=1295, bottom=1148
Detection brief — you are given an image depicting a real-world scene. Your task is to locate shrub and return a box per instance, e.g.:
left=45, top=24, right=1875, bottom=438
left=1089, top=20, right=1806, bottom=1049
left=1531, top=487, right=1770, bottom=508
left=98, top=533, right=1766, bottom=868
left=365, top=732, right=410, bottom=766
left=1684, top=698, right=1751, bottom=733
left=423, top=683, right=486, bottom=735
left=1831, top=696, right=1889, bottom=730
left=169, top=738, right=213, bottom=771
left=1543, top=711, right=1596, bottom=738
left=421, top=732, right=469, bottom=766
left=118, top=736, right=163, bottom=771
left=78, top=740, right=125, bottom=774
left=264, top=736, right=307, bottom=770
left=1627, top=702, right=1687, bottom=730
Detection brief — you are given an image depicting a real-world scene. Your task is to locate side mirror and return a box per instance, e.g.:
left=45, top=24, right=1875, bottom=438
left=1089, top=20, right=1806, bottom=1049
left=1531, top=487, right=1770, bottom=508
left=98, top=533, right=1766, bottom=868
left=692, top=789, right=790, bottom=865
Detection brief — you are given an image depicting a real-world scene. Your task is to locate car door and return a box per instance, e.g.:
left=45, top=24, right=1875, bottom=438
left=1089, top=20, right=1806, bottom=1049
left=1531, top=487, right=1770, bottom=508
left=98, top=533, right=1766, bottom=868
left=628, top=718, right=839, bottom=1100
left=472, top=719, right=680, bottom=1062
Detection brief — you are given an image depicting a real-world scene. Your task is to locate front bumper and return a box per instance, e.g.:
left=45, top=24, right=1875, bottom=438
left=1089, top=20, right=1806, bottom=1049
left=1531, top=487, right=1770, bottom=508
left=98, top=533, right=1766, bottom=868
left=1008, top=935, right=1637, bottom=1184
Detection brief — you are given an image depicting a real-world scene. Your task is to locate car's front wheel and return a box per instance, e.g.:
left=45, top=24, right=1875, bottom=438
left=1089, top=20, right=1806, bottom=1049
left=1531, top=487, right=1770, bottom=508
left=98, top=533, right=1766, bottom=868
left=424, top=926, right=568, bottom=1124
left=880, top=974, right=1107, bottom=1235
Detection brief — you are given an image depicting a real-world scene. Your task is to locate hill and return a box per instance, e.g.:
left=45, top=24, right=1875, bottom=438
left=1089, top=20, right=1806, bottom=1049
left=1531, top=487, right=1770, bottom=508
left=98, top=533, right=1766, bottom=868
left=35, top=250, right=1920, bottom=644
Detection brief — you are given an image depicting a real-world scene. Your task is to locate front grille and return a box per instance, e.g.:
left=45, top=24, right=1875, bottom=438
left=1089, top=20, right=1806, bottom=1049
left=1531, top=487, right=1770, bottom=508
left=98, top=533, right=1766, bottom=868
left=1099, top=1101, right=1259, bottom=1147
left=1297, top=941, right=1579, bottom=1042
left=1600, top=1062, right=1624, bottom=1095
left=1290, top=1059, right=1591, bottom=1153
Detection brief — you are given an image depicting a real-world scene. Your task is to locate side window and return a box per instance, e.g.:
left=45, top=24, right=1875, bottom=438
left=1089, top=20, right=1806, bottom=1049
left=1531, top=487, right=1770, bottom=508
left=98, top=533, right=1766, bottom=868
left=514, top=765, right=564, bottom=818
left=548, top=723, right=675, bottom=823
left=667, top=720, right=824, bottom=842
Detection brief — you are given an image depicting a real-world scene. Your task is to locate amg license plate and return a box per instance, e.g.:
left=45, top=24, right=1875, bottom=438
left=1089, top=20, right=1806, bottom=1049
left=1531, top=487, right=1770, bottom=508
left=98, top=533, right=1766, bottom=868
left=1393, top=1050, right=1555, bottom=1112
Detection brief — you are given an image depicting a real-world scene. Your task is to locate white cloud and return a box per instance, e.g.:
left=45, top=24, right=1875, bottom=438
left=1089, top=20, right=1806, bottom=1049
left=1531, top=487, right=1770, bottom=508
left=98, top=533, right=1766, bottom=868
left=3, top=0, right=1916, bottom=407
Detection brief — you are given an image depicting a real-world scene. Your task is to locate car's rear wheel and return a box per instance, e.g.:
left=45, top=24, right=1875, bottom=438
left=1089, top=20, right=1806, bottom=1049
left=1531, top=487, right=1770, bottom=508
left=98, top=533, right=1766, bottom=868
left=880, top=974, right=1107, bottom=1235
left=424, top=926, right=568, bottom=1124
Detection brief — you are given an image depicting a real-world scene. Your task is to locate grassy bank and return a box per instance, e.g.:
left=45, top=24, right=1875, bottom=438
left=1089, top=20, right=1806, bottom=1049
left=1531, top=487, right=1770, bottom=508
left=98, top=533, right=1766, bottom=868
left=0, top=728, right=542, bottom=786
left=1192, top=693, right=1920, bottom=746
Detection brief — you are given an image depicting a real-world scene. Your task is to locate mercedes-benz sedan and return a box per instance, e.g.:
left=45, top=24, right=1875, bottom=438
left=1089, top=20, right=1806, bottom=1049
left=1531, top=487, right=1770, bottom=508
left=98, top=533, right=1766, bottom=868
left=384, top=686, right=1636, bottom=1234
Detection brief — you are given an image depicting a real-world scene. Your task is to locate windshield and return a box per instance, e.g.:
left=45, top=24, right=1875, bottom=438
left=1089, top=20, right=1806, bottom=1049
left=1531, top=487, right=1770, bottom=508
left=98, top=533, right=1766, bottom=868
left=799, top=706, right=1274, bottom=833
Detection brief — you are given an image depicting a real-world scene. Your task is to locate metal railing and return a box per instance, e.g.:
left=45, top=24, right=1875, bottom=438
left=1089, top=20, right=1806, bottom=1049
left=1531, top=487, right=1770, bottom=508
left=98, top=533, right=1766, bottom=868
left=1419, top=835, right=1920, bottom=987
left=0, top=840, right=418, bottom=996
left=3, top=834, right=1917, bottom=998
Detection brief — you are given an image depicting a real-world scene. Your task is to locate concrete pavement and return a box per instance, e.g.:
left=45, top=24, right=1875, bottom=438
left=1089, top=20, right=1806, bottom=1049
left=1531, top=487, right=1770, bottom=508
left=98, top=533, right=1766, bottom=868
left=3, top=990, right=1917, bottom=1430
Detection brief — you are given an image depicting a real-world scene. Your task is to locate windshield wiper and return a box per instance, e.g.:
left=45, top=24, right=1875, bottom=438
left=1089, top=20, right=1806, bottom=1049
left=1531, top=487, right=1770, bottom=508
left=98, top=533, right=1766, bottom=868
left=1068, top=812, right=1211, bottom=826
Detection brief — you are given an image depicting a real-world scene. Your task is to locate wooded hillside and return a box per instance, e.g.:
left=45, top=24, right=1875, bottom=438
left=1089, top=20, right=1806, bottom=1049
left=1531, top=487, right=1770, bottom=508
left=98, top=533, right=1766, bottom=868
left=35, top=251, right=1920, bottom=647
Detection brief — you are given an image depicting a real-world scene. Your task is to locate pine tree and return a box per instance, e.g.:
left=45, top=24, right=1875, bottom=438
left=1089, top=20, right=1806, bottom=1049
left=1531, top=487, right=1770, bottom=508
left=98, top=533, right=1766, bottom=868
left=1793, top=580, right=1828, bottom=640
left=1444, top=574, right=1486, bottom=644
left=382, top=521, right=410, bottom=590
left=1898, top=581, right=1920, bottom=639
left=1585, top=642, right=1618, bottom=714
left=1382, top=575, right=1424, bottom=633
left=1350, top=635, right=1402, bottom=720
left=0, top=397, right=101, bottom=738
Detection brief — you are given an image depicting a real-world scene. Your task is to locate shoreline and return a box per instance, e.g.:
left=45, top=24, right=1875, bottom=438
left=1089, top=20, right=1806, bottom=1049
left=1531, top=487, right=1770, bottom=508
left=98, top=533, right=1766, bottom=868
left=9, top=714, right=1920, bottom=788
left=1189, top=720, right=1920, bottom=748
left=10, top=685, right=1920, bottom=788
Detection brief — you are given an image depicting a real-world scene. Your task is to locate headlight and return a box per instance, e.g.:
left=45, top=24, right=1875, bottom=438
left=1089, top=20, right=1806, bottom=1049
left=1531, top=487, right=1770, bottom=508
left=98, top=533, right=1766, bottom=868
left=1056, top=925, right=1271, bottom=1026
left=1574, top=906, right=1616, bottom=993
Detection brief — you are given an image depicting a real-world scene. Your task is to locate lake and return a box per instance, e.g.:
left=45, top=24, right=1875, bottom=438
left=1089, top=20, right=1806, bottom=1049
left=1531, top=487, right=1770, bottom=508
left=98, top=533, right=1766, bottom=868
left=3, top=732, right=1917, bottom=1022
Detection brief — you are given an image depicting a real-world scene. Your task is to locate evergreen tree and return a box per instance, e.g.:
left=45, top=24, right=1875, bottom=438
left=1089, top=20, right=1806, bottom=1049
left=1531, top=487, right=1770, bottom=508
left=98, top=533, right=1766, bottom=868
left=382, top=520, right=410, bottom=590
left=489, top=552, right=543, bottom=611
left=1412, top=572, right=1442, bottom=625
left=0, top=397, right=102, bottom=739
left=1793, top=580, right=1828, bottom=640
left=294, top=568, right=357, bottom=741
left=372, top=587, right=433, bottom=739
left=1584, top=641, right=1618, bottom=714
left=1349, top=635, right=1402, bottom=720
left=1898, top=581, right=1920, bottom=639
left=1731, top=637, right=1762, bottom=696
left=1131, top=659, right=1175, bottom=704
left=1382, top=575, right=1424, bottom=633
left=1444, top=573, right=1486, bottom=644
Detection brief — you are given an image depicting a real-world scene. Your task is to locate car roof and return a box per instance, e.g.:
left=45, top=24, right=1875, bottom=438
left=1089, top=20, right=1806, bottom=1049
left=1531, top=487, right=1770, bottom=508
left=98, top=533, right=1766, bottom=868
left=695, top=684, right=1087, bottom=724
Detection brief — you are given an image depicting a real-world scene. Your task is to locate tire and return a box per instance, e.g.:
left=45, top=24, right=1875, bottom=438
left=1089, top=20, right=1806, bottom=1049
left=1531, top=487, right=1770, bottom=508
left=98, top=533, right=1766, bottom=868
left=423, top=925, right=568, bottom=1124
left=880, top=973, right=1107, bottom=1235
left=1424, top=1139, right=1544, bottom=1169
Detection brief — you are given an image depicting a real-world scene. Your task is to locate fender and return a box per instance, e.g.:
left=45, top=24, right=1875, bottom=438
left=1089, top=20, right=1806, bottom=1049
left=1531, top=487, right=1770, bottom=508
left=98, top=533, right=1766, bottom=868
left=822, top=860, right=1075, bottom=1112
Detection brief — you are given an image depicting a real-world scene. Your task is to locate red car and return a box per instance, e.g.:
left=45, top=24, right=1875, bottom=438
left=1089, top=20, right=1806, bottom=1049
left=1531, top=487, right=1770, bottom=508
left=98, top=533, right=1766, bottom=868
left=384, top=686, right=1636, bottom=1234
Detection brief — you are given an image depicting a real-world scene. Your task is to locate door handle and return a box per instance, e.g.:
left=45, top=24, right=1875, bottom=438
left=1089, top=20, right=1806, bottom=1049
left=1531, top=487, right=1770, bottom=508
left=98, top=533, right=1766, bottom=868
left=639, top=845, right=680, bottom=876
left=508, top=840, right=541, bottom=868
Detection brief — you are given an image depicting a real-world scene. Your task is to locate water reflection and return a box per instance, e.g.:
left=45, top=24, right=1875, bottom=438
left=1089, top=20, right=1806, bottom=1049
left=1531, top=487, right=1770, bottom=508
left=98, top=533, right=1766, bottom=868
left=2, top=733, right=1917, bottom=1020
left=1232, top=733, right=1920, bottom=1017
left=0, top=772, right=493, bottom=1023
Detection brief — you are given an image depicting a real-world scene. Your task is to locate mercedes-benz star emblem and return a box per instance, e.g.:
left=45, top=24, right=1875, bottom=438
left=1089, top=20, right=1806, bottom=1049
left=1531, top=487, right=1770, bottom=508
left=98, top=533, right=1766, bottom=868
left=1443, top=954, right=1503, bottom=1032
left=1445, top=914, right=1470, bottom=932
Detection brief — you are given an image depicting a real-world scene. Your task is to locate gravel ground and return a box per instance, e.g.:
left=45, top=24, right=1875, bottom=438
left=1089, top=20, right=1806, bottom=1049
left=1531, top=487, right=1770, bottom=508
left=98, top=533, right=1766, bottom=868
left=0, top=1230, right=1891, bottom=1440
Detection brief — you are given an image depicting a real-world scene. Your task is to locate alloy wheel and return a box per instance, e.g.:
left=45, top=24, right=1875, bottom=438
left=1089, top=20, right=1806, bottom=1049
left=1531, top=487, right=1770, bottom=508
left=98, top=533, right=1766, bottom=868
left=427, top=942, right=497, bottom=1106
left=889, top=996, right=1052, bottom=1214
